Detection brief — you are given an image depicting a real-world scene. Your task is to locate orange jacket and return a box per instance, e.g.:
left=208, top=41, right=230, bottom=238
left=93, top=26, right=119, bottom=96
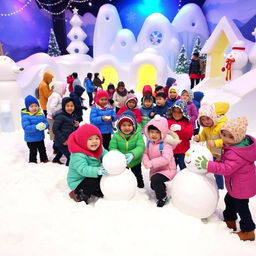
left=39, top=72, right=54, bottom=110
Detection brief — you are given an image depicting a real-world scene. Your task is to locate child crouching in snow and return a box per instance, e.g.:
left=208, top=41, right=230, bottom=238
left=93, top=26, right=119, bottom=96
left=196, top=117, right=256, bottom=241
left=143, top=115, right=178, bottom=207
left=21, top=95, right=49, bottom=163
left=67, top=124, right=108, bottom=204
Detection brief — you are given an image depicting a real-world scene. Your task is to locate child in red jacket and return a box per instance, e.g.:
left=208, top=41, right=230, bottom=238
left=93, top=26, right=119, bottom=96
left=167, top=100, right=193, bottom=170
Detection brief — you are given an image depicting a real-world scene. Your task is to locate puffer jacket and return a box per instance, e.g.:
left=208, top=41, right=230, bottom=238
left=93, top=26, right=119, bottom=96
left=143, top=116, right=176, bottom=180
left=70, top=85, right=86, bottom=118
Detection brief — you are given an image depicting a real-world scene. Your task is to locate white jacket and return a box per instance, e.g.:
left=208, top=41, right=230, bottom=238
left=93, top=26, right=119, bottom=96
left=113, top=91, right=128, bottom=108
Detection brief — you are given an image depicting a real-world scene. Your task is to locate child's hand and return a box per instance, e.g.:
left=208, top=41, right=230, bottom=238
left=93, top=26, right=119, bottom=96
left=207, top=140, right=214, bottom=148
left=36, top=122, right=46, bottom=131
left=193, top=135, right=200, bottom=142
left=63, top=141, right=68, bottom=146
left=144, top=162, right=152, bottom=169
left=74, top=121, right=79, bottom=127
left=125, top=153, right=134, bottom=164
left=195, top=156, right=208, bottom=170
left=170, top=124, right=181, bottom=131
left=97, top=167, right=108, bottom=176
left=150, top=112, right=155, bottom=117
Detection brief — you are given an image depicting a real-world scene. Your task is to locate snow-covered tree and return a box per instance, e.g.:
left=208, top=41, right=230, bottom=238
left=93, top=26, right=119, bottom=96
left=47, top=28, right=61, bottom=57
left=175, top=45, right=189, bottom=74
left=191, top=36, right=207, bottom=62
left=66, top=7, right=89, bottom=54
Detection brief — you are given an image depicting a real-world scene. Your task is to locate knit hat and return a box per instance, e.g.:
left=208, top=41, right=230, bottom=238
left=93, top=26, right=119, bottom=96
left=125, top=94, right=138, bottom=108
left=165, top=77, right=176, bottom=88
left=171, top=99, right=190, bottom=120
left=181, top=89, right=194, bottom=101
left=25, top=95, right=39, bottom=110
left=118, top=110, right=137, bottom=134
left=221, top=117, right=248, bottom=144
left=198, top=103, right=217, bottom=126
left=94, top=90, right=109, bottom=108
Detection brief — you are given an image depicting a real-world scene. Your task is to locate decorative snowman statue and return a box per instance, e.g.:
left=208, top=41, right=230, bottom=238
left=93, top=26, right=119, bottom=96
left=222, top=40, right=248, bottom=81
left=0, top=56, right=24, bottom=132
left=249, top=27, right=256, bottom=70
left=170, top=144, right=219, bottom=219
left=100, top=150, right=137, bottom=200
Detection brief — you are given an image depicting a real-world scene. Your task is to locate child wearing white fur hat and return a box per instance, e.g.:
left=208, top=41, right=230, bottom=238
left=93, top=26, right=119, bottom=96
left=196, top=117, right=256, bottom=241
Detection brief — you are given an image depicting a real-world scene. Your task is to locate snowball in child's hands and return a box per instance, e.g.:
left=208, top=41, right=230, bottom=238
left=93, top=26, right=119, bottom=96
left=170, top=124, right=181, bottom=131
left=36, top=122, right=46, bottom=131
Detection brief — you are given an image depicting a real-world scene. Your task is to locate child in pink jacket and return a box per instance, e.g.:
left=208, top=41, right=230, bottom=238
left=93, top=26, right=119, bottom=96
left=143, top=115, right=177, bottom=207
left=196, top=117, right=256, bottom=241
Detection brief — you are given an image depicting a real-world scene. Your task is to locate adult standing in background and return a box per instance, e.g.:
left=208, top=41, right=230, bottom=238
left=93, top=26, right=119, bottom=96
left=72, top=72, right=82, bottom=90
left=93, top=72, right=105, bottom=91
left=189, top=52, right=201, bottom=89
left=84, top=73, right=94, bottom=106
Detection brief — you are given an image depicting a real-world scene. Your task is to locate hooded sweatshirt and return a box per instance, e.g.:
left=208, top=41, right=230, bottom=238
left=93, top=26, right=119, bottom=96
left=198, top=102, right=229, bottom=155
left=67, top=124, right=108, bottom=190
left=208, top=135, right=256, bottom=199
left=38, top=72, right=54, bottom=111
left=143, top=115, right=177, bottom=180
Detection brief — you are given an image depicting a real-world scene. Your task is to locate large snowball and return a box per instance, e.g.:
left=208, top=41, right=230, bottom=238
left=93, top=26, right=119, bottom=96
left=185, top=144, right=213, bottom=174
left=100, top=169, right=137, bottom=200
left=102, top=150, right=127, bottom=175
left=171, top=170, right=219, bottom=219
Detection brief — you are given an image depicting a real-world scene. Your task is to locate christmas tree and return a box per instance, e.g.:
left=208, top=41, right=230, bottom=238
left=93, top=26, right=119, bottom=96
left=191, top=36, right=207, bottom=61
left=175, top=45, right=189, bottom=74
left=66, top=7, right=89, bottom=54
left=47, top=28, right=61, bottom=57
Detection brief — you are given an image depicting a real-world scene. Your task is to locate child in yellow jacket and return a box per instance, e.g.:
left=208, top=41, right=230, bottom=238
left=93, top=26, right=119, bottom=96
left=193, top=102, right=229, bottom=189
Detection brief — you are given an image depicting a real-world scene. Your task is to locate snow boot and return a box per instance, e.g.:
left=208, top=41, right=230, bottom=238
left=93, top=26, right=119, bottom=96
left=69, top=190, right=81, bottom=202
left=92, top=189, right=104, bottom=198
left=157, top=197, right=169, bottom=207
left=78, top=189, right=90, bottom=204
left=236, top=231, right=255, bottom=241
left=224, top=220, right=237, bottom=231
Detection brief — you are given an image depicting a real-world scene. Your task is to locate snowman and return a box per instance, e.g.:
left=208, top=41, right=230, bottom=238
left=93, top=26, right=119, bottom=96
left=222, top=40, right=248, bottom=81
left=0, top=56, right=24, bottom=132
left=170, top=144, right=219, bottom=219
left=100, top=150, right=137, bottom=200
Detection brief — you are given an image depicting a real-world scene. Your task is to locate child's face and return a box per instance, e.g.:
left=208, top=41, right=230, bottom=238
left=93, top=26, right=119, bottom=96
left=200, top=116, right=214, bottom=127
left=87, top=135, right=101, bottom=151
left=144, top=99, right=153, bottom=108
left=108, top=88, right=114, bottom=94
left=120, top=121, right=133, bottom=134
left=148, top=129, right=161, bottom=142
left=155, top=96, right=166, bottom=106
left=28, top=103, right=39, bottom=113
left=65, top=101, right=75, bottom=114
left=172, top=107, right=183, bottom=121
left=181, top=92, right=190, bottom=102
left=118, top=86, right=125, bottom=92
left=127, top=100, right=136, bottom=109
left=169, top=91, right=177, bottom=99
left=220, top=130, right=236, bottom=146
left=98, top=97, right=108, bottom=106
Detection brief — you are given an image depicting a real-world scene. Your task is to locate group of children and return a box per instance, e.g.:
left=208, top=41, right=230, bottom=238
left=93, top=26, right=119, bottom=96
left=21, top=76, right=256, bottom=241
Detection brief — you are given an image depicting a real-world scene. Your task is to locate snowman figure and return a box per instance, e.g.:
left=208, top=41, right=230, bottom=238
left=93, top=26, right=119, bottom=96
left=170, top=144, right=219, bottom=219
left=100, top=150, right=137, bottom=200
left=0, top=56, right=24, bottom=132
left=222, top=40, right=248, bottom=81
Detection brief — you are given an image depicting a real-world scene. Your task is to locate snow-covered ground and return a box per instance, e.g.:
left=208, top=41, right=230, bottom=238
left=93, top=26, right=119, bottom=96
left=0, top=105, right=256, bottom=256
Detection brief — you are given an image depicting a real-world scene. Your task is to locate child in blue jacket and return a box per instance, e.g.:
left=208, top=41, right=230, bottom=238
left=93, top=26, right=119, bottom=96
left=90, top=90, right=117, bottom=150
left=84, top=73, right=94, bottom=106
left=21, top=95, right=49, bottom=163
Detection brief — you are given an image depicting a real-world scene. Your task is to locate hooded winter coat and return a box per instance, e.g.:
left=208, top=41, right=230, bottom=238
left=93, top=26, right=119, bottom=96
left=38, top=72, right=54, bottom=111
left=193, top=91, right=204, bottom=111
left=198, top=102, right=229, bottom=155
left=208, top=135, right=256, bottom=199
left=143, top=116, right=177, bottom=180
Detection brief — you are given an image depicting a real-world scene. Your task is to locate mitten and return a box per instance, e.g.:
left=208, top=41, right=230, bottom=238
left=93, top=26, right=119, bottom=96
left=125, top=153, right=134, bottom=164
left=170, top=124, right=181, bottom=131
left=36, top=122, right=46, bottom=131
left=195, top=156, right=208, bottom=170
left=97, top=167, right=108, bottom=176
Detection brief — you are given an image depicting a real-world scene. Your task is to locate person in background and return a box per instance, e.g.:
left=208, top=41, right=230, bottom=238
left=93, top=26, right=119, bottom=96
left=193, top=91, right=204, bottom=135
left=113, top=81, right=128, bottom=113
left=107, top=83, right=115, bottom=106
left=21, top=95, right=49, bottom=163
left=143, top=115, right=177, bottom=207
left=164, top=77, right=176, bottom=96
left=153, top=85, right=165, bottom=98
left=70, top=85, right=87, bottom=123
left=150, top=92, right=168, bottom=118
left=84, top=73, right=94, bottom=107
left=67, top=74, right=74, bottom=93
left=193, top=102, right=230, bottom=189
left=109, top=110, right=145, bottom=188
left=189, top=52, right=201, bottom=89
left=199, top=56, right=206, bottom=81
left=196, top=117, right=256, bottom=241
left=90, top=90, right=117, bottom=150
left=93, top=72, right=105, bottom=91
left=72, top=72, right=82, bottom=90
left=140, top=95, right=154, bottom=131
left=38, top=71, right=54, bottom=116
left=166, top=84, right=180, bottom=108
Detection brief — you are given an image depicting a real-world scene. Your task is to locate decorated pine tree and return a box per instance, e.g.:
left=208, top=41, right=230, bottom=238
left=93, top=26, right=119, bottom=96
left=175, top=45, right=189, bottom=74
left=66, top=7, right=89, bottom=54
left=47, top=28, right=61, bottom=57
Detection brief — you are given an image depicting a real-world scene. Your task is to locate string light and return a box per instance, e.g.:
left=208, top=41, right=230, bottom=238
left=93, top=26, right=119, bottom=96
left=0, top=0, right=32, bottom=17
left=36, top=0, right=64, bottom=6
left=178, top=0, right=182, bottom=11
left=35, top=0, right=73, bottom=15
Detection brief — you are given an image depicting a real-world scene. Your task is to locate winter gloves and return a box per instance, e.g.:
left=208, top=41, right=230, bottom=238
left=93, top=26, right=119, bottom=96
left=97, top=167, right=108, bottom=176
left=36, top=122, right=47, bottom=131
left=195, top=156, right=208, bottom=169
left=125, top=153, right=134, bottom=164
